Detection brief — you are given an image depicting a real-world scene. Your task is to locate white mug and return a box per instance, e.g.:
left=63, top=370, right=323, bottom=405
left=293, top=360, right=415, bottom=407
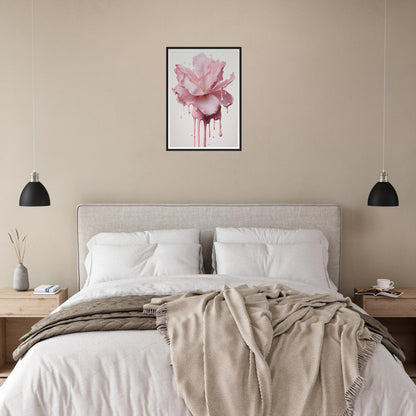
left=377, top=278, right=394, bottom=290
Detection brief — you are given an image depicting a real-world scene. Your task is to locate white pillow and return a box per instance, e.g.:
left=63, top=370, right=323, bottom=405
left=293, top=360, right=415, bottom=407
left=88, top=243, right=201, bottom=286
left=84, top=228, right=202, bottom=285
left=214, top=242, right=330, bottom=289
left=213, top=227, right=331, bottom=287
left=86, top=228, right=200, bottom=251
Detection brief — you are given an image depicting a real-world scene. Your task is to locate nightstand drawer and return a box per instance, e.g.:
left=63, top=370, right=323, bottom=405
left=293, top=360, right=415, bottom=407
left=362, top=298, right=416, bottom=317
left=0, top=297, right=59, bottom=317
left=0, top=288, right=68, bottom=318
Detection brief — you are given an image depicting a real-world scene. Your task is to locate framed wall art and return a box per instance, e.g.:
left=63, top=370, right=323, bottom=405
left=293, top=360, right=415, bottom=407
left=166, top=47, right=241, bottom=151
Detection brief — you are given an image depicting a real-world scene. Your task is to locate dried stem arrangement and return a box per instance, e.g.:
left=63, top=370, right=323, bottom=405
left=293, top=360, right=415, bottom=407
left=8, top=229, right=27, bottom=264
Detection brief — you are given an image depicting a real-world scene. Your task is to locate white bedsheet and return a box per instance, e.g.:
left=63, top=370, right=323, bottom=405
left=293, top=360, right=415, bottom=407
left=0, top=275, right=415, bottom=416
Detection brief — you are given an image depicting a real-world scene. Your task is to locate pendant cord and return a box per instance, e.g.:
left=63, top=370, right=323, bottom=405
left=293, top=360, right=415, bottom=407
left=31, top=0, right=36, bottom=172
left=382, top=0, right=387, bottom=172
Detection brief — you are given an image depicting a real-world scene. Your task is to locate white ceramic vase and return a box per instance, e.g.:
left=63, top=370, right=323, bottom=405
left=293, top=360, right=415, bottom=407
left=13, top=263, right=29, bottom=291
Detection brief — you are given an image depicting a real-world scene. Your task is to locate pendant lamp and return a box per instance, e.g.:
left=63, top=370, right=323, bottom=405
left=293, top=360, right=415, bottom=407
left=368, top=0, right=398, bottom=207
left=19, top=0, right=50, bottom=207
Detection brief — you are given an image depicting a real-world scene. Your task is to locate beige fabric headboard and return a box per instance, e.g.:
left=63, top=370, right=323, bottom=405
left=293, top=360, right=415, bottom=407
left=77, top=203, right=341, bottom=290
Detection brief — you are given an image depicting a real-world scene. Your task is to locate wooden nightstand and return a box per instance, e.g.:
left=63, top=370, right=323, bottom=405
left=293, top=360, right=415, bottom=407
left=354, top=287, right=416, bottom=381
left=0, top=288, right=68, bottom=385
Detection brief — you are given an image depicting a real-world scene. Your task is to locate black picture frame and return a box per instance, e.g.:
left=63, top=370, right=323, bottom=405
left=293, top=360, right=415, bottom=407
left=166, top=47, right=241, bottom=151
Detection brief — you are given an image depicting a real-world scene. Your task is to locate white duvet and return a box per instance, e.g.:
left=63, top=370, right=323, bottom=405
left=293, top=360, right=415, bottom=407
left=0, top=275, right=415, bottom=416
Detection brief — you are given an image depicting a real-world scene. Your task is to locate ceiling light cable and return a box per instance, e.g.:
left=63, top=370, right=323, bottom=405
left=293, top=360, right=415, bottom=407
left=31, top=0, right=36, bottom=172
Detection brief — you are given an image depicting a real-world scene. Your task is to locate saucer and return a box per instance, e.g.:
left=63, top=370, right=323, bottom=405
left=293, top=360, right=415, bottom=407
left=373, top=284, right=394, bottom=291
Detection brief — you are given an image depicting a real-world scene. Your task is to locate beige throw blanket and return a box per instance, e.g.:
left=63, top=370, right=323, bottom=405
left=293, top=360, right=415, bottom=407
left=144, top=285, right=381, bottom=416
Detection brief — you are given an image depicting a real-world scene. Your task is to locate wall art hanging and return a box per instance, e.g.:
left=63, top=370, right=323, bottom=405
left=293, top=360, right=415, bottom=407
left=166, top=47, right=241, bottom=151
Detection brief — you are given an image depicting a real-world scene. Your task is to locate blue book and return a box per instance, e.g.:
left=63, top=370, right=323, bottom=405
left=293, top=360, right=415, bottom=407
left=33, top=285, right=61, bottom=295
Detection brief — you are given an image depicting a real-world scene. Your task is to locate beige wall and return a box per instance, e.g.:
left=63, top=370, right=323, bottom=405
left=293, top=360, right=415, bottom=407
left=0, top=0, right=415, bottom=296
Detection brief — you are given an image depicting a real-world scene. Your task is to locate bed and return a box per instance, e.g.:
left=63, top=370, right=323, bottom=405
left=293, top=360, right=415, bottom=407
left=0, top=203, right=415, bottom=416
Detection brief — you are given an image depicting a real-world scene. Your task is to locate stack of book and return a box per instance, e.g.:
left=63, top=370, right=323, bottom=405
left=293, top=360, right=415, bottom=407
left=354, top=288, right=403, bottom=298
left=33, top=285, right=61, bottom=295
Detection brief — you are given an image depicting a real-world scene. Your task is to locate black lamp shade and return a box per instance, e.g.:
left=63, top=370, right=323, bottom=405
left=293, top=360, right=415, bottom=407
left=368, top=181, right=399, bottom=206
left=19, top=181, right=50, bottom=206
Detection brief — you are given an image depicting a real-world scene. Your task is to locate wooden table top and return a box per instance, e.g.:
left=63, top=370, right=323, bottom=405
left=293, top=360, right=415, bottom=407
left=0, top=287, right=68, bottom=299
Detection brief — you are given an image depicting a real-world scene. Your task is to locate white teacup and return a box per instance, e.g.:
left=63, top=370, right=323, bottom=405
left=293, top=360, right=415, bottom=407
left=376, top=278, right=394, bottom=290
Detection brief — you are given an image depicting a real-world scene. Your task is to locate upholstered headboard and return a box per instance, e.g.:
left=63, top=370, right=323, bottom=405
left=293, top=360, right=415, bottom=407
left=77, top=203, right=341, bottom=290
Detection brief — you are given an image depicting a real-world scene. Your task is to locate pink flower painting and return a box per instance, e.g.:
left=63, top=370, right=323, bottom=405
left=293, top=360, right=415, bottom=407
left=167, top=48, right=241, bottom=150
